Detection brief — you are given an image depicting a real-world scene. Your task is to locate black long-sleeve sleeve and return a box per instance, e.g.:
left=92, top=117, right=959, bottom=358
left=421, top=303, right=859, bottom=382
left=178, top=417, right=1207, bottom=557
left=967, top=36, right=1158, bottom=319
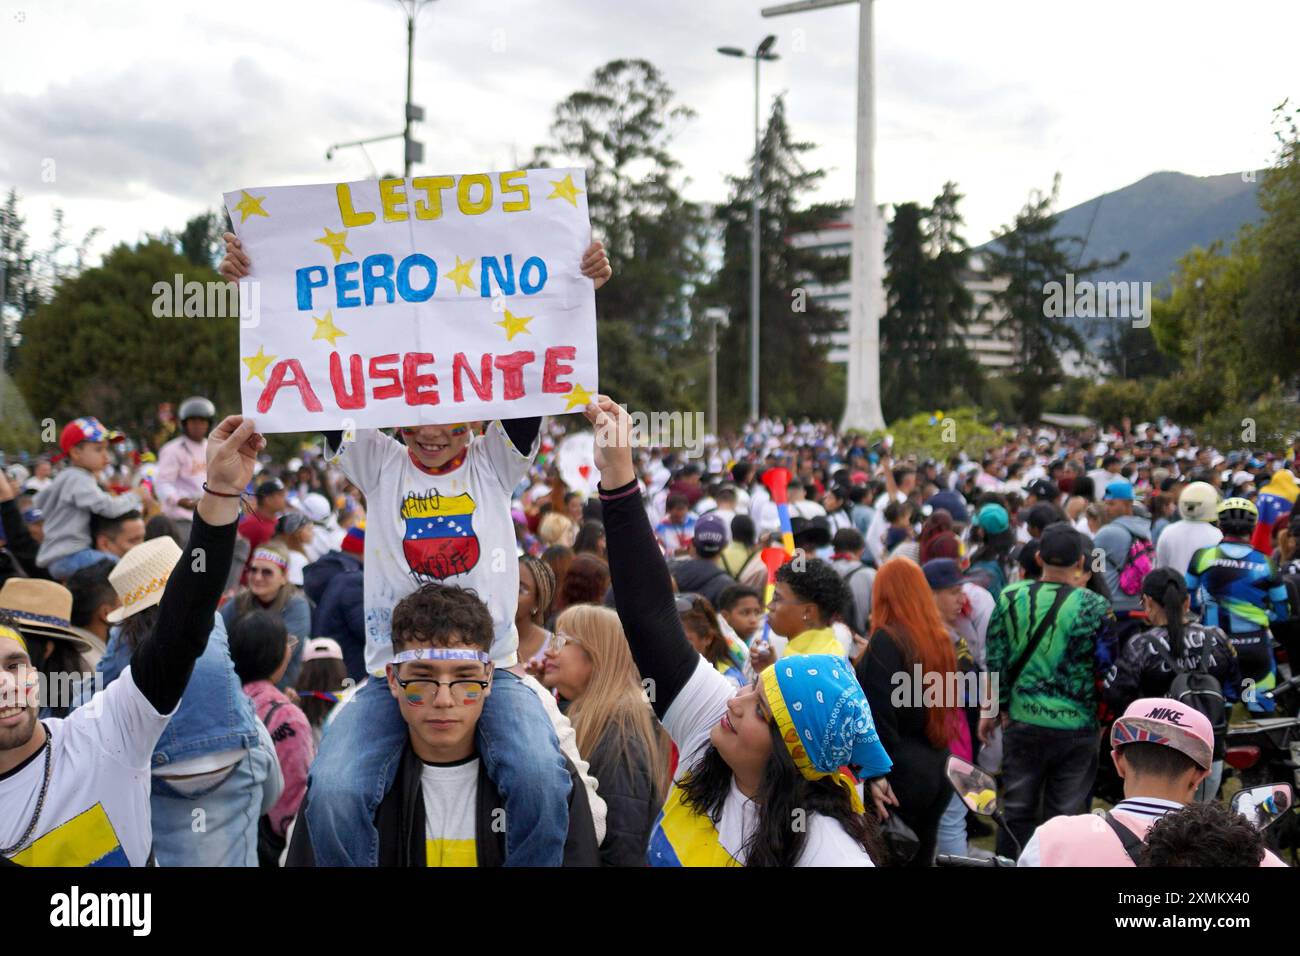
left=0, top=499, right=48, bottom=579
left=855, top=629, right=906, bottom=767
left=130, top=511, right=236, bottom=714
left=600, top=477, right=697, bottom=719
left=501, top=417, right=540, bottom=456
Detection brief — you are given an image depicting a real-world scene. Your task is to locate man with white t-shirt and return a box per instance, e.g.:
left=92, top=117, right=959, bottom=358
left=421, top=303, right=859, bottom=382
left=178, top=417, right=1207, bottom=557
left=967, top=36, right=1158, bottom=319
left=1155, top=481, right=1222, bottom=575
left=0, top=416, right=258, bottom=866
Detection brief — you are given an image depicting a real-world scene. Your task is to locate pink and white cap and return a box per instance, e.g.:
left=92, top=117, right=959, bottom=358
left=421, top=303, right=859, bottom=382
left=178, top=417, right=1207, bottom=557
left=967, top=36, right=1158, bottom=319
left=302, top=638, right=344, bottom=663
left=1110, top=697, right=1214, bottom=770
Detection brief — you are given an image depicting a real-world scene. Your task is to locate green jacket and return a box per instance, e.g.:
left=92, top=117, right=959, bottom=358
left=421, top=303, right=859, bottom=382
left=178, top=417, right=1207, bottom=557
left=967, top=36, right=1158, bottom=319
left=987, top=580, right=1114, bottom=731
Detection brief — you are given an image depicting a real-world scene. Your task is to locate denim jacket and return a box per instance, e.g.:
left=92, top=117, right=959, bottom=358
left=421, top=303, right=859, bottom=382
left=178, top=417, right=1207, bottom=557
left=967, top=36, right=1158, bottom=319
left=97, top=611, right=262, bottom=767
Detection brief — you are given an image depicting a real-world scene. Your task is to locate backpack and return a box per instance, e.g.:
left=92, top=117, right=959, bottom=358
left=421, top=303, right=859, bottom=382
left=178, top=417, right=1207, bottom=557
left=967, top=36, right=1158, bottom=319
left=1117, top=530, right=1155, bottom=596
left=1280, top=573, right=1300, bottom=623
left=841, top=564, right=872, bottom=634
left=1144, top=629, right=1227, bottom=741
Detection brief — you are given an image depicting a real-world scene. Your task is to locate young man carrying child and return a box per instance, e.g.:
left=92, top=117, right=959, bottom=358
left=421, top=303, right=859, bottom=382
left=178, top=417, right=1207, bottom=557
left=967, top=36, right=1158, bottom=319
left=220, top=232, right=612, bottom=866
left=35, top=418, right=146, bottom=581
left=287, top=583, right=598, bottom=866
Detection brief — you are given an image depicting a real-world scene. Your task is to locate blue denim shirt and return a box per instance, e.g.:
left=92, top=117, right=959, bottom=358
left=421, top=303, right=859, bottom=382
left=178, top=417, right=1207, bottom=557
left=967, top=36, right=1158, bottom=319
left=97, top=611, right=262, bottom=767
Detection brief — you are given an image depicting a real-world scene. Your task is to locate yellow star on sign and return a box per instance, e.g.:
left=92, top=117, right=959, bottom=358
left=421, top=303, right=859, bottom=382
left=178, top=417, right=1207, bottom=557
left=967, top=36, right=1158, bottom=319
left=234, top=190, right=269, bottom=223
left=443, top=256, right=477, bottom=294
left=314, top=227, right=351, bottom=264
left=547, top=174, right=584, bottom=207
left=311, top=309, right=347, bottom=347
left=242, top=345, right=277, bottom=383
left=495, top=309, right=533, bottom=341
left=563, top=383, right=593, bottom=411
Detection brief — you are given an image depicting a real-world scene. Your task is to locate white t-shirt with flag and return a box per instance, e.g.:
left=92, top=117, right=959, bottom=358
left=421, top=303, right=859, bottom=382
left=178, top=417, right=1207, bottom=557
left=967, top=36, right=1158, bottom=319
left=420, top=757, right=479, bottom=867
left=332, top=424, right=538, bottom=675
left=0, top=667, right=170, bottom=867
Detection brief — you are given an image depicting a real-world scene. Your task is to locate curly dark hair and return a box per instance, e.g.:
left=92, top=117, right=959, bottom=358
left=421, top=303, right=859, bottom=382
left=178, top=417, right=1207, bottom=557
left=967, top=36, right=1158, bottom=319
left=1139, top=801, right=1264, bottom=867
left=677, top=720, right=885, bottom=866
left=391, top=583, right=493, bottom=652
left=776, top=558, right=851, bottom=626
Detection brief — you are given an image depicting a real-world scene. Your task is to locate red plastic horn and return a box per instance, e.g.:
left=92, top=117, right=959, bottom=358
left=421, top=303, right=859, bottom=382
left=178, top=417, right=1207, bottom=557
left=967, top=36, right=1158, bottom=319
left=760, top=545, right=790, bottom=582
left=762, top=467, right=791, bottom=504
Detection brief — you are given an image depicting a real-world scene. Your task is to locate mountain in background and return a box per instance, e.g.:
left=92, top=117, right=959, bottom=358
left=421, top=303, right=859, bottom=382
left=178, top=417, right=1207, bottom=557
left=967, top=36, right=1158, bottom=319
left=980, top=170, right=1263, bottom=290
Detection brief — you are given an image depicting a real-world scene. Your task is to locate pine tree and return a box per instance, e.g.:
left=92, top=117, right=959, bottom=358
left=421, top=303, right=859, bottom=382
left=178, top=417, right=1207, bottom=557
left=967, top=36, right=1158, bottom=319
left=880, top=183, right=980, bottom=421
left=0, top=189, right=39, bottom=373
left=880, top=201, right=927, bottom=420
left=530, top=59, right=708, bottom=412
left=703, top=95, right=848, bottom=426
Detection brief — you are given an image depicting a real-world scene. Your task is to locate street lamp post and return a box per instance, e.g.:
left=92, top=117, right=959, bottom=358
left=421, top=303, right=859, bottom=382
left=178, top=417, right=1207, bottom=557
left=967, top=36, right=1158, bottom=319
left=396, top=0, right=434, bottom=176
left=718, top=36, right=778, bottom=425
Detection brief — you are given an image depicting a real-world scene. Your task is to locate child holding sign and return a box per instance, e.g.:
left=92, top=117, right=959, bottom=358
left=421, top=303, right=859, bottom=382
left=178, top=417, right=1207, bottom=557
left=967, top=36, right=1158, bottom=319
left=220, top=234, right=612, bottom=866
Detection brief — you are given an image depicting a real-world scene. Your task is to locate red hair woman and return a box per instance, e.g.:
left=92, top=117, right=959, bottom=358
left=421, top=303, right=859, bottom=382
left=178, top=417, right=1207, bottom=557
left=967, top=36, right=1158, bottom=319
left=855, top=557, right=962, bottom=866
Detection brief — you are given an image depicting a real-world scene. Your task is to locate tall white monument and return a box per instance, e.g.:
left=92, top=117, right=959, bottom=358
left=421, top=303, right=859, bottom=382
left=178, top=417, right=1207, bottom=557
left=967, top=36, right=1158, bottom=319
left=763, top=0, right=886, bottom=432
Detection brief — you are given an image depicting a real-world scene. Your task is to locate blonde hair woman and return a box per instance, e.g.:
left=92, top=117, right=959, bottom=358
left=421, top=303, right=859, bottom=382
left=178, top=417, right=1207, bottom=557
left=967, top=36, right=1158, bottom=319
left=539, top=511, right=578, bottom=549
left=545, top=603, right=671, bottom=866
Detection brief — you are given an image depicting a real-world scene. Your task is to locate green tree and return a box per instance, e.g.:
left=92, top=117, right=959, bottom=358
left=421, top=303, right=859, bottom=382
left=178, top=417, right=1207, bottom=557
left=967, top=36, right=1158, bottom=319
left=981, top=175, right=1125, bottom=421
left=0, top=189, right=39, bottom=373
left=168, top=210, right=230, bottom=270
left=15, top=240, right=239, bottom=440
left=530, top=59, right=708, bottom=413
left=880, top=183, right=982, bottom=420
left=1240, top=99, right=1300, bottom=385
left=702, top=95, right=848, bottom=426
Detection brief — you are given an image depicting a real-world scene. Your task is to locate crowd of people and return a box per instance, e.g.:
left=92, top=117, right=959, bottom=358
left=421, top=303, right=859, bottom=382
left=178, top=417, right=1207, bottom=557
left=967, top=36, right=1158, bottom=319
left=1, top=241, right=1296, bottom=868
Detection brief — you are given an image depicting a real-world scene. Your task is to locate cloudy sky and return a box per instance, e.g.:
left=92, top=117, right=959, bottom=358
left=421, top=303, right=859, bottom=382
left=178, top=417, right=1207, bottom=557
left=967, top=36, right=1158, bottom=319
left=1, top=0, right=1295, bottom=263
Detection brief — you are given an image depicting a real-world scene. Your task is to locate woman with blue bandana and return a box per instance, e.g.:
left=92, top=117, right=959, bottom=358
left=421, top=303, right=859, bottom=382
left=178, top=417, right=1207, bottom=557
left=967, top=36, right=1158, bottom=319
left=585, top=396, right=893, bottom=866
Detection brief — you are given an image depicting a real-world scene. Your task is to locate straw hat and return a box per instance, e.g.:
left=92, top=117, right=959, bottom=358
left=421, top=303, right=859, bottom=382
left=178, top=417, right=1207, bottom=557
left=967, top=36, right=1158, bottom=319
left=0, top=578, right=92, bottom=652
left=106, top=537, right=183, bottom=624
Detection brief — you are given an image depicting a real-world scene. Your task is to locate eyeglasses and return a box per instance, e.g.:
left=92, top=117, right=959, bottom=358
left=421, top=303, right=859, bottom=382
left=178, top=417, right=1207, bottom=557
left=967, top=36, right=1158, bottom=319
left=548, top=632, right=580, bottom=652
left=390, top=665, right=492, bottom=706
left=248, top=566, right=279, bottom=578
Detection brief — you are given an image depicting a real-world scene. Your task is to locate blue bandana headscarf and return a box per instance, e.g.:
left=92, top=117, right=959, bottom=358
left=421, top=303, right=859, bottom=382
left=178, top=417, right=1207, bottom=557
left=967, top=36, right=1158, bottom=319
left=761, top=654, right=892, bottom=810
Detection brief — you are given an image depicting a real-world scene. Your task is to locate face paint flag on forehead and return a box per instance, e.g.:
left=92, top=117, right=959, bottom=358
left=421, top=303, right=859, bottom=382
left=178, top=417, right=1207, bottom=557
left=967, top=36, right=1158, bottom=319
left=223, top=170, right=599, bottom=433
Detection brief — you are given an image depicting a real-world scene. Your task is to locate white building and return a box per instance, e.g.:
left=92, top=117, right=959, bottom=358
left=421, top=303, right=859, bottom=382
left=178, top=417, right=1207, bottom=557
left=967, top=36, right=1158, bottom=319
left=789, top=217, right=1095, bottom=374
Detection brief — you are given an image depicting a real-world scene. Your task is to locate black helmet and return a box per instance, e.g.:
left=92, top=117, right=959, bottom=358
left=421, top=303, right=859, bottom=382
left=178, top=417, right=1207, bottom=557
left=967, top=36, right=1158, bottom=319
left=178, top=396, right=216, bottom=422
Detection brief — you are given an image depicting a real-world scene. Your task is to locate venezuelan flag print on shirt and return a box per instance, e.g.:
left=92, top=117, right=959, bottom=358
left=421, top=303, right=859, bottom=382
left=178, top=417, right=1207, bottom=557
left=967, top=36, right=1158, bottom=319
left=9, top=803, right=129, bottom=867
left=647, top=786, right=743, bottom=867
left=401, top=490, right=480, bottom=581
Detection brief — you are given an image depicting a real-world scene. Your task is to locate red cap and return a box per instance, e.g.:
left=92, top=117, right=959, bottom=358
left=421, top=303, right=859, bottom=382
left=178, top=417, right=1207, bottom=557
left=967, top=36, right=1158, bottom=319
left=55, top=417, right=124, bottom=460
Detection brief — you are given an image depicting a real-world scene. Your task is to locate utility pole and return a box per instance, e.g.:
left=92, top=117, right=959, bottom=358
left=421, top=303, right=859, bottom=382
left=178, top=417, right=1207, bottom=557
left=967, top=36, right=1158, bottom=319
left=763, top=0, right=886, bottom=433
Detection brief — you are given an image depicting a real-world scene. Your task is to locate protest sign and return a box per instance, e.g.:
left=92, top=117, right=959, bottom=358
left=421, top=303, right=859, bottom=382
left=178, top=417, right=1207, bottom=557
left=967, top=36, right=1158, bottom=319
left=223, top=168, right=598, bottom=433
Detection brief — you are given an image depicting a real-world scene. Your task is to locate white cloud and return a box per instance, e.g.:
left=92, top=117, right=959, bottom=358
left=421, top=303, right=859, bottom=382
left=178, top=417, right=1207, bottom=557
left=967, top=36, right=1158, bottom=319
left=0, top=0, right=1294, bottom=259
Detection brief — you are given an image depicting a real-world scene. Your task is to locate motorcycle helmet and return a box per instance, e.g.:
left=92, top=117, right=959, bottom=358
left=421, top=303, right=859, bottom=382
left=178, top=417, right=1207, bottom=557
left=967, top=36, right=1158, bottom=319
left=178, top=396, right=216, bottom=422
left=1178, top=481, right=1219, bottom=522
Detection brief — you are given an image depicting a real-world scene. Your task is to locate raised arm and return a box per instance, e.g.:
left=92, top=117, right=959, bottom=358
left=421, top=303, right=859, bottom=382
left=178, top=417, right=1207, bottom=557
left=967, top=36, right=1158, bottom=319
left=586, top=396, right=697, bottom=719
left=0, top=472, right=46, bottom=578
left=131, top=416, right=264, bottom=714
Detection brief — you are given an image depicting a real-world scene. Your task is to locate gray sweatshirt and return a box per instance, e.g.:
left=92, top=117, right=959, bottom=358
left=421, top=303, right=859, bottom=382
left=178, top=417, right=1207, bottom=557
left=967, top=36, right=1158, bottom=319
left=34, top=466, right=140, bottom=567
left=1093, top=513, right=1152, bottom=614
